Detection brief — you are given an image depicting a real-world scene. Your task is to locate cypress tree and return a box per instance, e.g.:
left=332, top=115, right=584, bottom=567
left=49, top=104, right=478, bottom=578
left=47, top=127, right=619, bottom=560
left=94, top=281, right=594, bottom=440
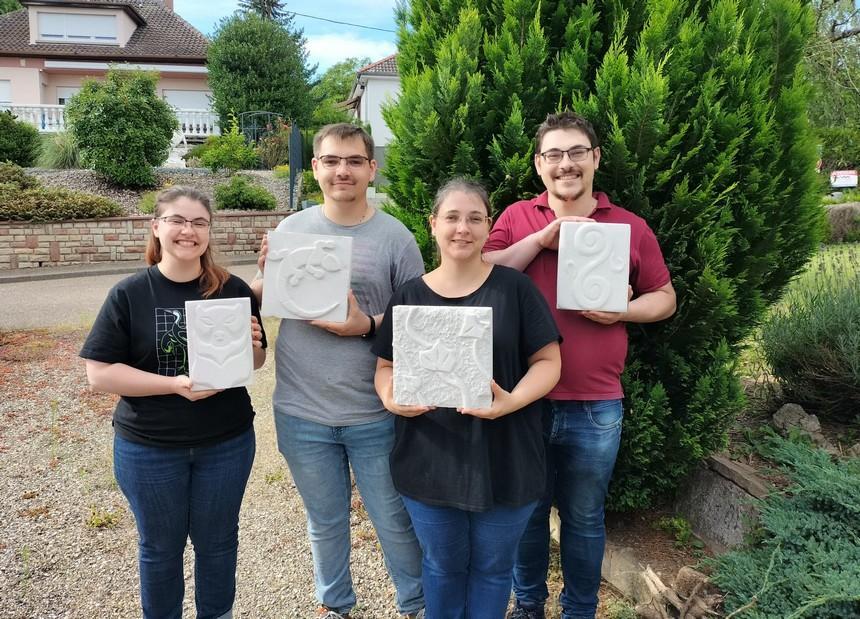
left=384, top=0, right=825, bottom=509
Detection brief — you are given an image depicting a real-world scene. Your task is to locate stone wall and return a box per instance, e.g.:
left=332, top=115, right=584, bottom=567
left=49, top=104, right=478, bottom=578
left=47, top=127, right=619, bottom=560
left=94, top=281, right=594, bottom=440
left=0, top=211, right=289, bottom=270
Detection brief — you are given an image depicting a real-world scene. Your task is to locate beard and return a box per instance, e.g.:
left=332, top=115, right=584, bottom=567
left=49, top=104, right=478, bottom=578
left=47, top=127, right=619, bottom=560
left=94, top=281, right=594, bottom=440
left=549, top=184, right=587, bottom=202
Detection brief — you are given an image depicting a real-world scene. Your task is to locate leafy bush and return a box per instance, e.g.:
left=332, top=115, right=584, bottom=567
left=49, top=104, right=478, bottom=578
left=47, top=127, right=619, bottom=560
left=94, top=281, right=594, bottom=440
left=301, top=169, right=319, bottom=196
left=760, top=245, right=860, bottom=422
left=273, top=164, right=290, bottom=180
left=0, top=185, right=123, bottom=221
left=0, top=110, right=40, bottom=167
left=65, top=69, right=177, bottom=187
left=200, top=114, right=259, bottom=172
left=711, top=436, right=860, bottom=617
left=0, top=162, right=41, bottom=189
left=257, top=119, right=291, bottom=169
left=385, top=0, right=823, bottom=509
left=138, top=190, right=159, bottom=215
left=818, top=125, right=860, bottom=171
left=214, top=175, right=276, bottom=211
left=824, top=204, right=860, bottom=243
left=37, top=131, right=80, bottom=169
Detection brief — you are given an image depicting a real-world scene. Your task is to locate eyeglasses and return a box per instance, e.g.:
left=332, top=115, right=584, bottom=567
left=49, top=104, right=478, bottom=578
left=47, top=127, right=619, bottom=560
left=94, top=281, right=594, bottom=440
left=539, top=147, right=595, bottom=164
left=438, top=213, right=490, bottom=226
left=317, top=155, right=371, bottom=168
left=156, top=215, right=211, bottom=229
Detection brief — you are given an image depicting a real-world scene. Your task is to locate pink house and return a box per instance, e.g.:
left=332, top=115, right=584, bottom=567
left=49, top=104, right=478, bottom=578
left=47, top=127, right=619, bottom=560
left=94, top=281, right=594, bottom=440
left=0, top=0, right=219, bottom=139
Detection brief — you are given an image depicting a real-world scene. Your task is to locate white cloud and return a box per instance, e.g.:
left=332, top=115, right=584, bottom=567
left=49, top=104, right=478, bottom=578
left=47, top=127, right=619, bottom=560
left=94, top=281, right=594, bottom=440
left=305, top=34, right=396, bottom=73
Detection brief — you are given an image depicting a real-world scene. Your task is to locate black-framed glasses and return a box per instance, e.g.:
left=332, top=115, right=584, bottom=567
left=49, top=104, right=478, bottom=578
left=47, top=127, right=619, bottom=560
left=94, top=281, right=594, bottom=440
left=539, top=147, right=595, bottom=164
left=317, top=155, right=371, bottom=168
left=156, top=215, right=211, bottom=229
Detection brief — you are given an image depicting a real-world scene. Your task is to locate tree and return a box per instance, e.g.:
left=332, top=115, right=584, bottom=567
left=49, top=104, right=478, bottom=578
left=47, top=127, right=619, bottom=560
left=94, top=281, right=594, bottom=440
left=238, top=0, right=286, bottom=21
left=0, top=0, right=22, bottom=15
left=384, top=0, right=824, bottom=509
left=207, top=13, right=314, bottom=127
left=310, top=57, right=370, bottom=126
left=66, top=69, right=177, bottom=187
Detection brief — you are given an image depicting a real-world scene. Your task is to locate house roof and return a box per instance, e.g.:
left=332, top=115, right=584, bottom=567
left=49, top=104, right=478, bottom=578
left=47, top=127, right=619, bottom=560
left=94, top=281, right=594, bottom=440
left=0, top=0, right=208, bottom=63
left=357, top=53, right=398, bottom=76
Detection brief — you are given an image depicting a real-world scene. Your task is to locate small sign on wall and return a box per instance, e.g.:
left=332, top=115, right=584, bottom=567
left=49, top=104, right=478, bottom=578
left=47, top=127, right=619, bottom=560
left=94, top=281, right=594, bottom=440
left=830, top=170, right=858, bottom=188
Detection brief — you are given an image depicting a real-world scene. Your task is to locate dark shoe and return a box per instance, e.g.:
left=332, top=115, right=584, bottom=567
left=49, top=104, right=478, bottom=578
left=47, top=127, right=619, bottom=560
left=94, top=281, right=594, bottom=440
left=507, top=605, right=545, bottom=619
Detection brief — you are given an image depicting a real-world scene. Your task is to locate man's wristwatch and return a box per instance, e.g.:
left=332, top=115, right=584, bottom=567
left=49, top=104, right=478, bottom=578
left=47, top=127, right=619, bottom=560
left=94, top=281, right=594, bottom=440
left=361, top=313, right=376, bottom=339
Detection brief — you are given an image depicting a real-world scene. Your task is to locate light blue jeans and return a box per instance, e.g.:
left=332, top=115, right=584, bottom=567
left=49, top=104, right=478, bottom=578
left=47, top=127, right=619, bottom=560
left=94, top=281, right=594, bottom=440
left=513, top=399, right=623, bottom=619
left=275, top=412, right=424, bottom=616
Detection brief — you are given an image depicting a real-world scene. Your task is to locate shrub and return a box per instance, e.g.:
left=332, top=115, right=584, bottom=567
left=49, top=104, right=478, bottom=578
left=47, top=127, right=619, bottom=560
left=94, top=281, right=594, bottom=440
left=0, top=162, right=40, bottom=189
left=301, top=169, right=319, bottom=197
left=818, top=125, right=860, bottom=171
left=257, top=119, right=291, bottom=169
left=65, top=69, right=177, bottom=187
left=200, top=114, right=259, bottom=172
left=760, top=246, right=860, bottom=422
left=386, top=0, right=823, bottom=508
left=37, top=131, right=80, bottom=169
left=182, top=136, right=217, bottom=167
left=214, top=175, right=276, bottom=211
left=0, top=110, right=40, bottom=167
left=0, top=185, right=123, bottom=221
left=824, top=203, right=860, bottom=243
left=138, top=190, right=159, bottom=215
left=273, top=164, right=290, bottom=180
left=711, top=436, right=860, bottom=617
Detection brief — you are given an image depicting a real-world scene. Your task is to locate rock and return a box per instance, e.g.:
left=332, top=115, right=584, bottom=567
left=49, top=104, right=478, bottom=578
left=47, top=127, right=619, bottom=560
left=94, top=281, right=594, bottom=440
left=772, top=403, right=839, bottom=454
left=847, top=443, right=860, bottom=458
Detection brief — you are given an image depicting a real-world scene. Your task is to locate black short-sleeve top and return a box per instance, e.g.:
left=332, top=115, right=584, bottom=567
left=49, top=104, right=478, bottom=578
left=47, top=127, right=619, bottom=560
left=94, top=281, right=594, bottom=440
left=80, top=265, right=267, bottom=448
left=373, top=265, right=561, bottom=511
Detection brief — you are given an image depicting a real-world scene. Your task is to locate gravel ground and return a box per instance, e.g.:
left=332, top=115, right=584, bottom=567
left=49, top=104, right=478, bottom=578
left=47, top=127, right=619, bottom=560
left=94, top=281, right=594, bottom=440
left=27, top=169, right=294, bottom=215
left=0, top=321, right=402, bottom=619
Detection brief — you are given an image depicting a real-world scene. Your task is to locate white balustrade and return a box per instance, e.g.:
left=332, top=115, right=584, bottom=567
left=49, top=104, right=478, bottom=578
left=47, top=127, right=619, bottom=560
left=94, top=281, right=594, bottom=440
left=4, top=105, right=220, bottom=139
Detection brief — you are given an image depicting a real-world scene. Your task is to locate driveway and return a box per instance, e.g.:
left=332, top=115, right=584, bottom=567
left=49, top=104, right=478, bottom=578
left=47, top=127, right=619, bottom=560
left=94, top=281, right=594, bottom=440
left=0, top=263, right=259, bottom=331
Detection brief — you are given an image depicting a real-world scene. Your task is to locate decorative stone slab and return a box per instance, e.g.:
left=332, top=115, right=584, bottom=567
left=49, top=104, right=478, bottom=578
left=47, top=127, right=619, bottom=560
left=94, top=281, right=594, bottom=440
left=392, top=305, right=492, bottom=408
left=557, top=222, right=631, bottom=312
left=262, top=230, right=352, bottom=322
left=186, top=297, right=253, bottom=391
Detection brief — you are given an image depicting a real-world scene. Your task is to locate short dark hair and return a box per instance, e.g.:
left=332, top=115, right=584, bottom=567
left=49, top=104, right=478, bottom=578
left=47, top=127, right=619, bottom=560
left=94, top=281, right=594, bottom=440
left=431, top=177, right=492, bottom=218
left=535, top=111, right=599, bottom=153
left=313, top=123, right=375, bottom=160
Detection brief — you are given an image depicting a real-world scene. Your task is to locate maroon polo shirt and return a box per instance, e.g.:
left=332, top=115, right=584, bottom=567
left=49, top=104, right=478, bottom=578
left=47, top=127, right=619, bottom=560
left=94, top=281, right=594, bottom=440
left=484, top=191, right=671, bottom=400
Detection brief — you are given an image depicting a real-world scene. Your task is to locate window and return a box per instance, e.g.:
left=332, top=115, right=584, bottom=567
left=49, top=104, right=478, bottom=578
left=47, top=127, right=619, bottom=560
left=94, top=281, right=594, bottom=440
left=57, top=87, right=81, bottom=105
left=38, top=12, right=117, bottom=43
left=0, top=80, right=11, bottom=106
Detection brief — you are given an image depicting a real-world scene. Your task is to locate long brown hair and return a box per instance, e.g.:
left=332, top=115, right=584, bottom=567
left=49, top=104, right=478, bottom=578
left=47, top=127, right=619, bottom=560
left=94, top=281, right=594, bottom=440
left=145, top=186, right=230, bottom=298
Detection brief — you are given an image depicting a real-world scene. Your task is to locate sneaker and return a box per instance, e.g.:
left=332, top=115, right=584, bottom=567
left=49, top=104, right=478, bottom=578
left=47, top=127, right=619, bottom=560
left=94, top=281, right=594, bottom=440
left=403, top=610, right=425, bottom=619
left=317, top=606, right=351, bottom=619
left=507, top=606, right=545, bottom=619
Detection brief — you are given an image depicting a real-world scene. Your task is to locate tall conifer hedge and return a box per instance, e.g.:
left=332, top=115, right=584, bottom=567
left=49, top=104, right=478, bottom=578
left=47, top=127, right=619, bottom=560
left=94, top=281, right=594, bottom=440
left=383, top=0, right=825, bottom=509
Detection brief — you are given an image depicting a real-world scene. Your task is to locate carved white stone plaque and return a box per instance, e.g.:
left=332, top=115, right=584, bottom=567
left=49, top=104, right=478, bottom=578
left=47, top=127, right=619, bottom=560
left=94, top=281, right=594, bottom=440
left=186, top=297, right=253, bottom=391
left=261, top=230, right=352, bottom=322
left=392, top=305, right=492, bottom=409
left=557, top=222, right=631, bottom=312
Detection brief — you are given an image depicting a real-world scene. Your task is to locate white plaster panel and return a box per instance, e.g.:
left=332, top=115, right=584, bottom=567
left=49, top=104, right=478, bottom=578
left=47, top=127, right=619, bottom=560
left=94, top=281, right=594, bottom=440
left=392, top=305, right=492, bottom=409
left=557, top=222, right=631, bottom=312
left=186, top=297, right=253, bottom=391
left=261, top=230, right=352, bottom=322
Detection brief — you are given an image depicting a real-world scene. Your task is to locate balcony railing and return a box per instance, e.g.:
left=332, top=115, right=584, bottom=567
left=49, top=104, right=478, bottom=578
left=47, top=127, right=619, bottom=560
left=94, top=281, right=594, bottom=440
left=2, top=104, right=221, bottom=139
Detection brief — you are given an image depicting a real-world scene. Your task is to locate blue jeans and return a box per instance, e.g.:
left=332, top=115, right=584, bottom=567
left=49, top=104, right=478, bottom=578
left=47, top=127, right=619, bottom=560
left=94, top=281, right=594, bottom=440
left=114, top=427, right=256, bottom=619
left=275, top=413, right=424, bottom=615
left=402, top=497, right=537, bottom=619
left=513, top=399, right=623, bottom=619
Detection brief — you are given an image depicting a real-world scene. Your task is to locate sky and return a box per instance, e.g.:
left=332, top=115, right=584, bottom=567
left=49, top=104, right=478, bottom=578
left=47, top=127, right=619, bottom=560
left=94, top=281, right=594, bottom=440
left=174, top=0, right=399, bottom=74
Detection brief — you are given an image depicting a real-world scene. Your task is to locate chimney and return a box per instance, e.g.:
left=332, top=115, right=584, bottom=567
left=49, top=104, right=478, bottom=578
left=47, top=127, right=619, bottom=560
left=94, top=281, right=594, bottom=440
left=163, top=0, right=173, bottom=10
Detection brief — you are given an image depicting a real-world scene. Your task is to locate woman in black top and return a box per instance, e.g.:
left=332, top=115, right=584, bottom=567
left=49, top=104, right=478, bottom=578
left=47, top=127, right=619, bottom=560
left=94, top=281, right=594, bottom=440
left=373, top=178, right=561, bottom=619
left=80, top=187, right=266, bottom=619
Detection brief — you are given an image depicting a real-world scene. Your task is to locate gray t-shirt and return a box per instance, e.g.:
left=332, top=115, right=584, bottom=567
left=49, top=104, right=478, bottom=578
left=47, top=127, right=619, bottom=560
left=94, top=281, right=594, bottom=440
left=270, top=205, right=424, bottom=426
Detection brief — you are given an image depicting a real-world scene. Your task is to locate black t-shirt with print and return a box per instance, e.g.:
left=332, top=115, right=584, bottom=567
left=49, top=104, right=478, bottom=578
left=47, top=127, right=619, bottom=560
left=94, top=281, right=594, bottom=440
left=80, top=265, right=267, bottom=448
left=372, top=265, right=561, bottom=512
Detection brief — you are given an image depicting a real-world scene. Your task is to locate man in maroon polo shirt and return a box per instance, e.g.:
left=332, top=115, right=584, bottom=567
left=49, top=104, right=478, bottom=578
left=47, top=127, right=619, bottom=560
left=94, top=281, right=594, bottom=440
left=484, top=111, right=676, bottom=619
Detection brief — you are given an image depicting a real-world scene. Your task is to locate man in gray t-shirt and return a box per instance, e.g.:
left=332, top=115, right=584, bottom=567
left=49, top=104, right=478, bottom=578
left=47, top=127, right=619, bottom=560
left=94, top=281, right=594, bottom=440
left=251, top=124, right=425, bottom=619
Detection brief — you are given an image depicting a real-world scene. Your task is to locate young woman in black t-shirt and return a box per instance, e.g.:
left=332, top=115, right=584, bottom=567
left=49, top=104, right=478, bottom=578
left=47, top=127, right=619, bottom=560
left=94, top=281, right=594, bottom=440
left=373, top=179, right=561, bottom=619
left=80, top=187, right=266, bottom=619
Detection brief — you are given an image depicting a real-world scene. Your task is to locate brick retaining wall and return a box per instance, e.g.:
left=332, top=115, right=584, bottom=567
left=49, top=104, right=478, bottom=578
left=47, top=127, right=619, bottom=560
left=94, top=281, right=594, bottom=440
left=0, top=211, right=290, bottom=270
